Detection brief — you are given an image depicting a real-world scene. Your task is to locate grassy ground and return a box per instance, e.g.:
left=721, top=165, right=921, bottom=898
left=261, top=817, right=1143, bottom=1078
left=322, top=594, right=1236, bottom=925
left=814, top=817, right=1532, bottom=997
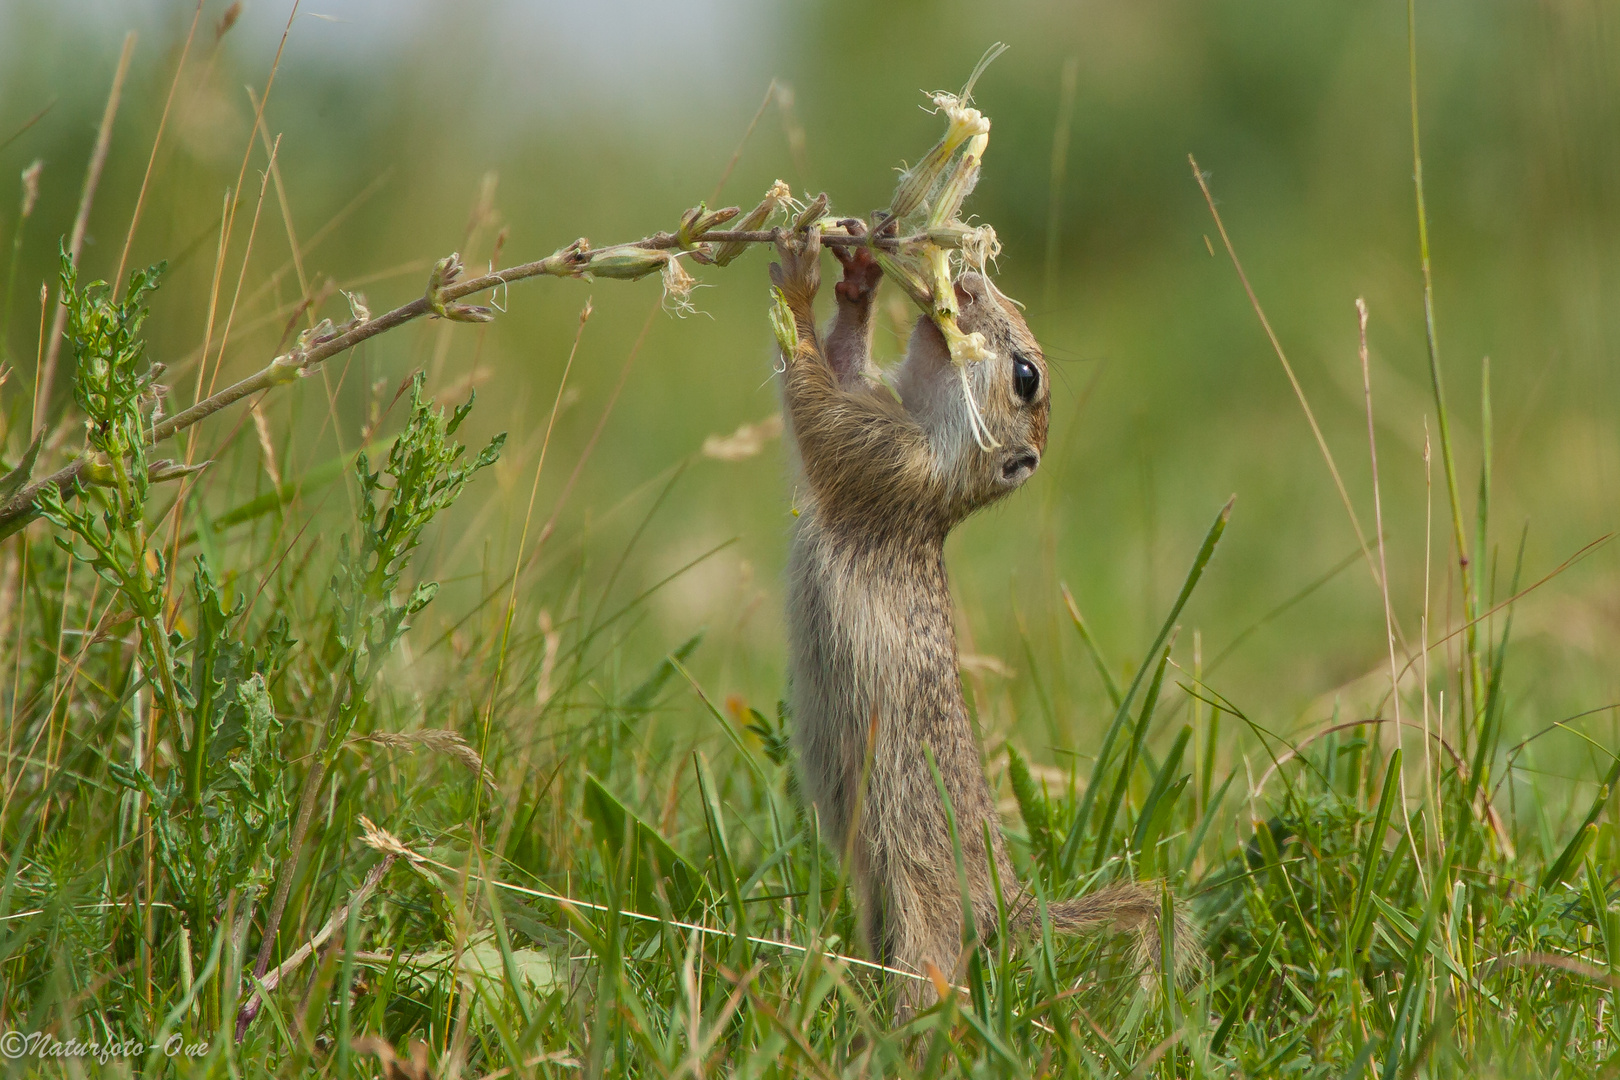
left=2, top=3, right=1619, bottom=1077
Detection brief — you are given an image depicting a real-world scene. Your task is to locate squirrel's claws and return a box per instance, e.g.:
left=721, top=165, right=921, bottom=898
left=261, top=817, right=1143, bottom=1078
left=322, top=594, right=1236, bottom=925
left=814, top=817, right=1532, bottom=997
left=834, top=247, right=882, bottom=305
left=772, top=225, right=822, bottom=303
left=827, top=218, right=880, bottom=304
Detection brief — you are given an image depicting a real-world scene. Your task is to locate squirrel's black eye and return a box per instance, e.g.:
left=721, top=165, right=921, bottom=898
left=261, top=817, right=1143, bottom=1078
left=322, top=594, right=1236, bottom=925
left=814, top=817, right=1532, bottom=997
left=1012, top=354, right=1040, bottom=403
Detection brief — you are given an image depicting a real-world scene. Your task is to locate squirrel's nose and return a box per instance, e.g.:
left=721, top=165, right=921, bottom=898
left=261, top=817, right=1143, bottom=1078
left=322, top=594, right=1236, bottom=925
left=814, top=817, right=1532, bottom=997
left=1001, top=449, right=1039, bottom=483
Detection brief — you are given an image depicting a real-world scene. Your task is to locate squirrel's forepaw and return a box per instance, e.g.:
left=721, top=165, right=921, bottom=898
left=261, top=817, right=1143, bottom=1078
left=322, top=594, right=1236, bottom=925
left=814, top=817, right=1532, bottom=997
left=829, top=220, right=882, bottom=305
left=834, top=249, right=882, bottom=305
left=771, top=227, right=822, bottom=302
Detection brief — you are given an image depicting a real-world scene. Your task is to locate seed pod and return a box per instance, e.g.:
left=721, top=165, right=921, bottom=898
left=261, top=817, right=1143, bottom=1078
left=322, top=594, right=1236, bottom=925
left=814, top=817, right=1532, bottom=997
left=769, top=286, right=798, bottom=357
left=582, top=247, right=671, bottom=281
left=792, top=192, right=829, bottom=233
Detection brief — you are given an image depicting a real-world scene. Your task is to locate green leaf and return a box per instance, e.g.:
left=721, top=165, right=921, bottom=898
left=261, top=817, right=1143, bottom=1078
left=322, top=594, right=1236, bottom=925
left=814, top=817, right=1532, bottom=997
left=621, top=631, right=704, bottom=716
left=581, top=773, right=703, bottom=916
left=1211, top=924, right=1279, bottom=1054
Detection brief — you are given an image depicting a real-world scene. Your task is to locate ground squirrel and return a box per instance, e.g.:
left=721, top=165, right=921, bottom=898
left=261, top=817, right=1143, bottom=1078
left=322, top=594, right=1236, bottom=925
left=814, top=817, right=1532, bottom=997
left=770, top=224, right=1193, bottom=1017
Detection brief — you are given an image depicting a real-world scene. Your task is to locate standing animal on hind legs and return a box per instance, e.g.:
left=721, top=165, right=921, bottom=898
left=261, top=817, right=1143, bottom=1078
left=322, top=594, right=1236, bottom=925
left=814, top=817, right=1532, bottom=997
left=770, top=225, right=1194, bottom=1018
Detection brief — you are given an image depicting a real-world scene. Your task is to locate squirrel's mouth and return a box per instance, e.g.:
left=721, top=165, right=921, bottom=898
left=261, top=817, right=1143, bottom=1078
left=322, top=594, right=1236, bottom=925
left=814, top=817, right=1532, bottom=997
left=1000, top=451, right=1040, bottom=484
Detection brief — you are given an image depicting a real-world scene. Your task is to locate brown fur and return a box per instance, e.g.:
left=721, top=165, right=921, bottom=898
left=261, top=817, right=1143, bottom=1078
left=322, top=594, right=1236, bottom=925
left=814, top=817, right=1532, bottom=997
left=770, top=228, right=1194, bottom=1018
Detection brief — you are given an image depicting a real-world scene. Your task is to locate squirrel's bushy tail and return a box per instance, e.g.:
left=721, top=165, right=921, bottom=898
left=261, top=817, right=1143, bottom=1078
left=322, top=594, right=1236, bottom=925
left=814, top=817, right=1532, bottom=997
left=1011, top=880, right=1204, bottom=982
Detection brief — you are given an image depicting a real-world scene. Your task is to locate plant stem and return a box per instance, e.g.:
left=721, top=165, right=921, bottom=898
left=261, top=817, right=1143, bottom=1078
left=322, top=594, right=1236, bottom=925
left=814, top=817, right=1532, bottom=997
left=1408, top=0, right=1485, bottom=745
left=0, top=224, right=919, bottom=538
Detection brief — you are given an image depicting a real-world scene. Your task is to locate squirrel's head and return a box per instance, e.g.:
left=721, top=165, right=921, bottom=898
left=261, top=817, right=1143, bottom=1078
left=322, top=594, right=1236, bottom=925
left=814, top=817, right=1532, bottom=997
left=895, top=272, right=1050, bottom=523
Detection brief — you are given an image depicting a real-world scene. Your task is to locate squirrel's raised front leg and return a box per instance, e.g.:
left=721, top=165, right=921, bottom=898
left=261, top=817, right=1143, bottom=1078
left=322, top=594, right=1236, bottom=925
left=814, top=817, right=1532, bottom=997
left=771, top=228, right=928, bottom=513
left=770, top=226, right=824, bottom=355
left=826, top=218, right=882, bottom=388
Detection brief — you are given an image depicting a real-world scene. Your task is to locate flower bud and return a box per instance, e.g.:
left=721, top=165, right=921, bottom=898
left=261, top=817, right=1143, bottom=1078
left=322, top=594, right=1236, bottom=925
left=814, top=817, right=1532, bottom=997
left=927, top=131, right=987, bottom=230
left=889, top=94, right=989, bottom=222
left=678, top=203, right=740, bottom=247
left=147, top=459, right=210, bottom=484
left=427, top=253, right=465, bottom=293
left=711, top=180, right=790, bottom=266
left=441, top=302, right=494, bottom=323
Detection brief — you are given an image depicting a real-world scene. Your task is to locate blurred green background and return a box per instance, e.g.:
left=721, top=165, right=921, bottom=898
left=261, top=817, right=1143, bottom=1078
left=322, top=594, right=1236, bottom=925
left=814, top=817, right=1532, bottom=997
left=1, top=1, right=1615, bottom=780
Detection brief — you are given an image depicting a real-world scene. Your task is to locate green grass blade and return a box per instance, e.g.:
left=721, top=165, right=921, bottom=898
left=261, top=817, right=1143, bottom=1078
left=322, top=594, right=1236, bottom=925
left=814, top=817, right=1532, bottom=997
left=1379, top=850, right=1452, bottom=1080
left=1408, top=0, right=1485, bottom=745
left=1211, top=924, right=1279, bottom=1054
left=694, top=751, right=750, bottom=953
left=1349, top=749, right=1402, bottom=962
left=1542, top=751, right=1620, bottom=889
left=581, top=772, right=704, bottom=915
left=1069, top=497, right=1233, bottom=863
left=1061, top=583, right=1123, bottom=709
left=1090, top=640, right=1173, bottom=872
left=1181, top=770, right=1238, bottom=876
left=1468, top=525, right=1525, bottom=802
left=1132, top=723, right=1191, bottom=856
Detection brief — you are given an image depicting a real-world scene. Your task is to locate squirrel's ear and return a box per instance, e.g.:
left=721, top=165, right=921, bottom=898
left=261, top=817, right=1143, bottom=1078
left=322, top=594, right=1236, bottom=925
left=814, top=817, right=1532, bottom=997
left=953, top=272, right=990, bottom=309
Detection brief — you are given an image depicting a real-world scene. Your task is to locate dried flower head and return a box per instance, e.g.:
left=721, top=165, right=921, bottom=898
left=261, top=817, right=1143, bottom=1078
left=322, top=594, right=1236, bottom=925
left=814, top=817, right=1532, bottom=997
left=661, top=255, right=707, bottom=317
left=960, top=224, right=1001, bottom=276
